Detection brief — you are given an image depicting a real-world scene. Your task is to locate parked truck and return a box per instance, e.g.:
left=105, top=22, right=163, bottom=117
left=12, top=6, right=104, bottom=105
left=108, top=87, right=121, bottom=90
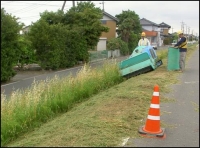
left=118, top=45, right=163, bottom=78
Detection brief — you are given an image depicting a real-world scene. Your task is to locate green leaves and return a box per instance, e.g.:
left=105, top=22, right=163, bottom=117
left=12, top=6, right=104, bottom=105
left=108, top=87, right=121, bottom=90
left=1, top=8, right=23, bottom=82
left=63, top=2, right=109, bottom=49
left=115, top=10, right=142, bottom=53
left=107, top=38, right=129, bottom=56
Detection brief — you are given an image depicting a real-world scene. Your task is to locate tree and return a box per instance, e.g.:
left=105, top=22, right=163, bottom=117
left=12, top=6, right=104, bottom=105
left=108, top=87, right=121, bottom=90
left=39, top=10, right=64, bottom=25
left=1, top=8, right=23, bottom=82
left=107, top=38, right=129, bottom=56
left=115, top=10, right=142, bottom=54
left=16, top=34, right=37, bottom=70
left=28, top=10, right=89, bottom=69
left=28, top=19, right=69, bottom=70
left=62, top=1, right=109, bottom=50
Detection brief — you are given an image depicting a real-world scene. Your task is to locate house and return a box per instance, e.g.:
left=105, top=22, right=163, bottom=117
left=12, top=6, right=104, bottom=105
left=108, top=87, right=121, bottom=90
left=159, top=22, right=171, bottom=36
left=96, top=11, right=118, bottom=51
left=159, top=22, right=171, bottom=41
left=140, top=18, right=161, bottom=47
left=21, top=25, right=30, bottom=34
left=140, top=18, right=172, bottom=46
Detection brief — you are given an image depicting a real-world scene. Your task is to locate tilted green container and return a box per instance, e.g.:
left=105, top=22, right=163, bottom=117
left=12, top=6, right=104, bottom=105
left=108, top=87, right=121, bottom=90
left=167, top=47, right=180, bottom=71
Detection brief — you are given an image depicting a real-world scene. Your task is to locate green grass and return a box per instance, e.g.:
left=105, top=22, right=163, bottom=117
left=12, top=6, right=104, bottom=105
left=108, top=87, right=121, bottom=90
left=2, top=44, right=198, bottom=147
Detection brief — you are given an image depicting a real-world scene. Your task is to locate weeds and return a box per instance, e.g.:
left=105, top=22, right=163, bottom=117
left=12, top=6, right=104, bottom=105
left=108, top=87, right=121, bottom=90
left=1, top=43, right=198, bottom=146
left=1, top=61, right=123, bottom=146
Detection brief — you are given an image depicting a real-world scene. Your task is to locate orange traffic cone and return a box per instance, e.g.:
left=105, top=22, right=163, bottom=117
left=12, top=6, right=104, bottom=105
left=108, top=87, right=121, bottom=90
left=138, top=84, right=165, bottom=137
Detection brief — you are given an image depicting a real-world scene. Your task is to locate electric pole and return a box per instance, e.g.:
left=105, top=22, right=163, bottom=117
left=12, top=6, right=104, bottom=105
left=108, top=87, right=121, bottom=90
left=181, top=21, right=184, bottom=33
left=100, top=1, right=105, bottom=11
left=72, top=1, right=75, bottom=7
left=171, top=27, right=173, bottom=34
left=62, top=1, right=66, bottom=11
left=192, top=29, right=193, bottom=41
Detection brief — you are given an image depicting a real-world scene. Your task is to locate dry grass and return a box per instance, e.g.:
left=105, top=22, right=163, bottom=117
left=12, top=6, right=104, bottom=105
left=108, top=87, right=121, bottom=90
left=3, top=44, right=198, bottom=147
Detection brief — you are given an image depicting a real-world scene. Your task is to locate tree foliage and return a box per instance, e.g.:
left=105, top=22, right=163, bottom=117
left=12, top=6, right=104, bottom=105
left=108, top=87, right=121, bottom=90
left=115, top=10, right=142, bottom=53
left=63, top=1, right=109, bottom=50
left=107, top=38, right=129, bottom=55
left=28, top=10, right=89, bottom=69
left=2, top=1, right=110, bottom=80
left=1, top=8, right=23, bottom=82
left=16, top=34, right=37, bottom=70
left=28, top=19, right=68, bottom=70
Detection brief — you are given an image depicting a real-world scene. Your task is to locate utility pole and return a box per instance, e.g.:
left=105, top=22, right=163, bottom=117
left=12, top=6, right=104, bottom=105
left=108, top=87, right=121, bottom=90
left=62, top=1, right=66, bottom=11
left=181, top=21, right=184, bottom=33
left=192, top=29, right=193, bottom=41
left=188, top=27, right=190, bottom=41
left=72, top=1, right=75, bottom=7
left=100, top=1, right=105, bottom=11
left=171, top=27, right=173, bottom=34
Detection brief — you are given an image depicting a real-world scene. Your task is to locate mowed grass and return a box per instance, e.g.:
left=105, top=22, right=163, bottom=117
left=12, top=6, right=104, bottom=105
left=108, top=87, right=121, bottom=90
left=2, top=44, right=198, bottom=147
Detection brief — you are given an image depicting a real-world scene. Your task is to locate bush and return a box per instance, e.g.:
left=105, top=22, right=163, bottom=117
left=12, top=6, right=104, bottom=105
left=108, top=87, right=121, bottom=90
left=1, top=8, right=23, bottom=82
left=1, top=62, right=123, bottom=146
left=107, top=38, right=129, bottom=56
left=163, top=37, right=170, bottom=45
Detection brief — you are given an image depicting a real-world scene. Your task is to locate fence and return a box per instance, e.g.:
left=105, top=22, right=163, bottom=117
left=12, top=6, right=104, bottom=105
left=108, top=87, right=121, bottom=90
left=89, top=50, right=121, bottom=62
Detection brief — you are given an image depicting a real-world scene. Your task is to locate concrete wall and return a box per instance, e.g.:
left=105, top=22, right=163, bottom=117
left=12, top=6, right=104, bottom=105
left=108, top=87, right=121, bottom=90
left=97, top=38, right=107, bottom=51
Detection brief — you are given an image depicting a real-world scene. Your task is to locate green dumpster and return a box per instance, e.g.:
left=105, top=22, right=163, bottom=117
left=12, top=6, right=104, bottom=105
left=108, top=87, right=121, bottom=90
left=167, top=47, right=180, bottom=71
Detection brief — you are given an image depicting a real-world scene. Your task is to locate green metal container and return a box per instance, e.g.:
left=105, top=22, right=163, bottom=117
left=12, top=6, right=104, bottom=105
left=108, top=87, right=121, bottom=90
left=167, top=47, right=180, bottom=71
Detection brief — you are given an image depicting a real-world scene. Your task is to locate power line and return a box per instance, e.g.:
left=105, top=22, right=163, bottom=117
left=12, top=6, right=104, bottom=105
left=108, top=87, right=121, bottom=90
left=2, top=3, right=62, bottom=7
left=11, top=1, right=53, bottom=14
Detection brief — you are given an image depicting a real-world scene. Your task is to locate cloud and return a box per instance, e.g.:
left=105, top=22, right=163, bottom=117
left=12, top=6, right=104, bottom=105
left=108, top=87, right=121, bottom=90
left=1, top=1, right=199, bottom=35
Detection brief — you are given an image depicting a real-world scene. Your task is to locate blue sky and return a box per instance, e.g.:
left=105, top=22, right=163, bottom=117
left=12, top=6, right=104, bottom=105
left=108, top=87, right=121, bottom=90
left=1, top=1, right=199, bottom=36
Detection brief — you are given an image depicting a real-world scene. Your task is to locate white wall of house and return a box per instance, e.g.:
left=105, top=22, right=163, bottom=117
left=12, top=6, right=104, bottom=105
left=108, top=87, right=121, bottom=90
left=143, top=26, right=151, bottom=31
left=116, top=27, right=118, bottom=37
left=97, top=38, right=107, bottom=51
left=102, top=15, right=112, bottom=20
left=143, top=26, right=160, bottom=32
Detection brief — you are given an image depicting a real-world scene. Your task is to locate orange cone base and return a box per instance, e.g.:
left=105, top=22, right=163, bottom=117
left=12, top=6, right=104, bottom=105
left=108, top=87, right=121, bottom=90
left=138, top=126, right=165, bottom=138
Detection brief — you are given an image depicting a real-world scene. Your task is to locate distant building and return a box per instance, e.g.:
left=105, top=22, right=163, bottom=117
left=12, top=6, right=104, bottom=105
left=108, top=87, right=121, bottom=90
left=21, top=25, right=30, bottom=34
left=96, top=11, right=118, bottom=51
left=140, top=18, right=171, bottom=46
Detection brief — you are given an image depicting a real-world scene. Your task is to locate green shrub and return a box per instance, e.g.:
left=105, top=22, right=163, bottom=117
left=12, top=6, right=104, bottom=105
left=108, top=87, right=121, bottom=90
left=107, top=38, right=129, bottom=55
left=1, top=8, right=23, bottom=82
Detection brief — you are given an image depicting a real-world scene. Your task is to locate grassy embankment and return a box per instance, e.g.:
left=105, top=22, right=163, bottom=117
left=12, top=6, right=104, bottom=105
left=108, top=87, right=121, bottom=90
left=2, top=44, right=198, bottom=147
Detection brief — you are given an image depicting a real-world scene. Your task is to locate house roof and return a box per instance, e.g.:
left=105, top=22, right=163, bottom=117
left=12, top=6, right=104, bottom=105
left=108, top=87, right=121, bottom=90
left=142, top=27, right=149, bottom=32
left=103, top=11, right=119, bottom=22
left=22, top=25, right=30, bottom=30
left=159, top=22, right=171, bottom=28
left=140, top=18, right=160, bottom=27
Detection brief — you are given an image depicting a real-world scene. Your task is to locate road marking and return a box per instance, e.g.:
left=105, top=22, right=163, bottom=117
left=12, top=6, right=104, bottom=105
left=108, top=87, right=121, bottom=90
left=1, top=60, right=105, bottom=87
left=1, top=66, right=83, bottom=87
left=121, top=137, right=130, bottom=146
left=1, top=81, right=19, bottom=87
left=184, top=81, right=199, bottom=84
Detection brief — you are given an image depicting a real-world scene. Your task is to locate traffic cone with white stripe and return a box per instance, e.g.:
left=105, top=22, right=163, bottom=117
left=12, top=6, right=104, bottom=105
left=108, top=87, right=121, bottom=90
left=138, top=84, right=165, bottom=137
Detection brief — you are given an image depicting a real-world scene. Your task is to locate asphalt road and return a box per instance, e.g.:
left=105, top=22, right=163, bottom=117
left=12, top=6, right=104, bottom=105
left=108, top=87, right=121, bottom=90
left=1, top=56, right=128, bottom=98
left=124, top=46, right=199, bottom=147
